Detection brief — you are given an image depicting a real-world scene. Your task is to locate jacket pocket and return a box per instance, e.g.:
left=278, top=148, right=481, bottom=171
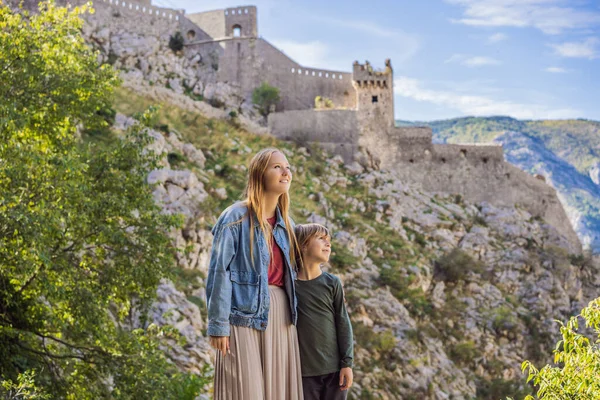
left=230, top=270, right=260, bottom=314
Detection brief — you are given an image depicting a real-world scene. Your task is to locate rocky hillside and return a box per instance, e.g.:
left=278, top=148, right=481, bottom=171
left=403, top=117, right=600, bottom=252
left=96, top=84, right=600, bottom=400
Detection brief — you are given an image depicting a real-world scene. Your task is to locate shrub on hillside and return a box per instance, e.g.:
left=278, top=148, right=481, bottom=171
left=352, top=323, right=397, bottom=361
left=252, top=82, right=280, bottom=117
left=449, top=340, right=480, bottom=365
left=490, top=305, right=519, bottom=336
left=169, top=31, right=184, bottom=53
left=434, top=248, right=483, bottom=283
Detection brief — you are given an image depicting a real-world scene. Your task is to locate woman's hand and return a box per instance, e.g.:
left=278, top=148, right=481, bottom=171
left=339, top=367, right=353, bottom=390
left=210, top=335, right=230, bottom=356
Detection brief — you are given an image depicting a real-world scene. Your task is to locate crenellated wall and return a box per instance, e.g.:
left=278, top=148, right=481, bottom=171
left=14, top=0, right=183, bottom=24
left=187, top=36, right=355, bottom=110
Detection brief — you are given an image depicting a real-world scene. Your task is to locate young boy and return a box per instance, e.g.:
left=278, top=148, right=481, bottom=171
left=294, top=223, right=354, bottom=400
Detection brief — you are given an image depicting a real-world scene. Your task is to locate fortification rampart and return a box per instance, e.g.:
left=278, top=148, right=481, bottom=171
left=16, top=0, right=183, bottom=23
left=268, top=109, right=360, bottom=160
left=188, top=37, right=355, bottom=110
left=393, top=126, right=433, bottom=140
left=98, top=0, right=182, bottom=21
left=26, top=0, right=185, bottom=40
left=432, top=143, right=504, bottom=164
left=252, top=39, right=355, bottom=110
left=392, top=156, right=580, bottom=252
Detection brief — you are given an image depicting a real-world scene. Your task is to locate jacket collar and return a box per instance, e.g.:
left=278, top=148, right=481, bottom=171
left=252, top=206, right=286, bottom=230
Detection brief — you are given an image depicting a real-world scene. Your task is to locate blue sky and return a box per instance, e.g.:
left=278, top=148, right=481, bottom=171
left=159, top=0, right=600, bottom=122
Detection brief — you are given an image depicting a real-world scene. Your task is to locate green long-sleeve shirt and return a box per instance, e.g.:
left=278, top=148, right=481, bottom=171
left=295, top=271, right=354, bottom=377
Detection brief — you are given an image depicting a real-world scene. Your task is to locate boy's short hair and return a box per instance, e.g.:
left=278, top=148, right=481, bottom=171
left=294, top=223, right=330, bottom=249
left=294, top=224, right=330, bottom=269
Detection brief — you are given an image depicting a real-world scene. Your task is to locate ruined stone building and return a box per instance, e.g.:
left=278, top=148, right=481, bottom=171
left=12, top=0, right=581, bottom=251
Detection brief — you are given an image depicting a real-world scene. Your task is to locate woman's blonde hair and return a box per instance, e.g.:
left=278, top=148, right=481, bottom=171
left=240, top=148, right=299, bottom=268
left=294, top=223, right=330, bottom=270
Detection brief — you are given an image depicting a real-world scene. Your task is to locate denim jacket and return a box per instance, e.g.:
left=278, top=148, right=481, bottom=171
left=206, top=202, right=298, bottom=337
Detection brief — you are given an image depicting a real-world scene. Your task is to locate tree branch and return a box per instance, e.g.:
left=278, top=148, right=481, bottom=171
left=16, top=341, right=94, bottom=363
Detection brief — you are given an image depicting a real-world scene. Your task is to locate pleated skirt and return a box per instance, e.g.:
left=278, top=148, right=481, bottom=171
left=213, top=285, right=304, bottom=400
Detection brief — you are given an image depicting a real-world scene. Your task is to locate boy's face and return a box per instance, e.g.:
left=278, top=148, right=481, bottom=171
left=304, top=233, right=331, bottom=263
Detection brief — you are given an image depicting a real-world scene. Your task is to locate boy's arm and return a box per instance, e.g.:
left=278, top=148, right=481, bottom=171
left=333, top=277, right=354, bottom=369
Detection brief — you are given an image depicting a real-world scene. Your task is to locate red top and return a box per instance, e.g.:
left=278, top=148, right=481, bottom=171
left=267, top=216, right=285, bottom=287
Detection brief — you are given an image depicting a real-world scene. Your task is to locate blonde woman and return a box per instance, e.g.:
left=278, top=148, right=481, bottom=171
left=206, top=148, right=303, bottom=399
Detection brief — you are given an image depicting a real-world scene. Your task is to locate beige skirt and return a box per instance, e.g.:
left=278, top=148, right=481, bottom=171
left=213, top=285, right=304, bottom=400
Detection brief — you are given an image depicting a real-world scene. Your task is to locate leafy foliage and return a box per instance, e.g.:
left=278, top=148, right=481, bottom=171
left=315, top=95, right=334, bottom=109
left=0, top=2, right=208, bottom=397
left=0, top=370, right=49, bottom=400
left=252, top=82, right=280, bottom=117
left=519, top=298, right=600, bottom=400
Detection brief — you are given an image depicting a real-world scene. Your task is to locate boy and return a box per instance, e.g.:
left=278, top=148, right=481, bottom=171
left=294, top=223, right=354, bottom=400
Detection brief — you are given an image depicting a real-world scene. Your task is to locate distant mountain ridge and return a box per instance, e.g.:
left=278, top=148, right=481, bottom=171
left=397, top=116, right=600, bottom=250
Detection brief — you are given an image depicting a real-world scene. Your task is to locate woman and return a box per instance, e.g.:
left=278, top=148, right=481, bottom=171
left=206, top=148, right=303, bottom=399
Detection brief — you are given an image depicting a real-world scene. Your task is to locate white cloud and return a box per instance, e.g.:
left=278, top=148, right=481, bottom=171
left=445, top=54, right=500, bottom=67
left=394, top=76, right=580, bottom=119
left=545, top=66, right=568, bottom=73
left=488, top=32, right=508, bottom=43
left=464, top=56, right=501, bottom=66
left=446, top=0, right=600, bottom=35
left=270, top=39, right=335, bottom=68
left=550, top=37, right=599, bottom=59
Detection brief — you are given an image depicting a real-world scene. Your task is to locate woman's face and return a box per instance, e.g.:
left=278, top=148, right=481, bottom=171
left=263, top=151, right=292, bottom=195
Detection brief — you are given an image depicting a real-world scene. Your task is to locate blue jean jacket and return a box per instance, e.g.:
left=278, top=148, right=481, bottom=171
left=206, top=202, right=298, bottom=337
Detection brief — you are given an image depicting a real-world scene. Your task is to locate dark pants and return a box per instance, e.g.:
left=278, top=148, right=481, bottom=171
left=302, top=371, right=348, bottom=400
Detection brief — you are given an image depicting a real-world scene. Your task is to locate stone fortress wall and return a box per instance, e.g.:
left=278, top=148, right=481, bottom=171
left=185, top=6, right=355, bottom=111
left=268, top=109, right=361, bottom=161
left=11, top=0, right=581, bottom=251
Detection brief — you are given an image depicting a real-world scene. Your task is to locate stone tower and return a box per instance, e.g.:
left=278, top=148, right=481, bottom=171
left=224, top=5, right=257, bottom=38
left=352, top=59, right=394, bottom=130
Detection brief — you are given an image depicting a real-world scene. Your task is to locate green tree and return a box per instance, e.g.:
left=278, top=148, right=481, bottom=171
left=0, top=370, right=49, bottom=400
left=519, top=298, right=600, bottom=399
left=168, top=31, right=184, bottom=53
left=252, top=82, right=280, bottom=117
left=0, top=2, right=208, bottom=398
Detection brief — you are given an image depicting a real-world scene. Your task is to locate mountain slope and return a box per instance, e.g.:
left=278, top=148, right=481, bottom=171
left=104, top=85, right=600, bottom=399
